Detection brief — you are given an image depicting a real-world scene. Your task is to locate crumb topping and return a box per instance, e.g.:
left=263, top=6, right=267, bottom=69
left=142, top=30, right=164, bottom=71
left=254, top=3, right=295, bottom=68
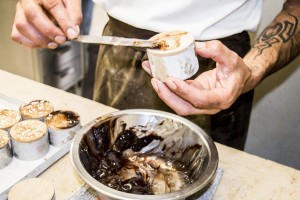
left=19, top=100, right=54, bottom=119
left=0, top=109, right=21, bottom=129
left=0, top=129, right=9, bottom=148
left=10, top=120, right=47, bottom=142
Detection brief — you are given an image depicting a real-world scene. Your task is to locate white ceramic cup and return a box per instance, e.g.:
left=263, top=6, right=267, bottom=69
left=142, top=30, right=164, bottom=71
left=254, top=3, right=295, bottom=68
left=147, top=31, right=199, bottom=81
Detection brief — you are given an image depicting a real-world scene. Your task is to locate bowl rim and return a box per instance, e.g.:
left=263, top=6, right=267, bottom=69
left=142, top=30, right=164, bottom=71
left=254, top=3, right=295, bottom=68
left=70, top=109, right=219, bottom=200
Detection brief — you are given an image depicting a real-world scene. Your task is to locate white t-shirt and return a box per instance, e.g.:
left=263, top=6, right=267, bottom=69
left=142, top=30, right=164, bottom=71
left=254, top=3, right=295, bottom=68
left=93, top=0, right=263, bottom=40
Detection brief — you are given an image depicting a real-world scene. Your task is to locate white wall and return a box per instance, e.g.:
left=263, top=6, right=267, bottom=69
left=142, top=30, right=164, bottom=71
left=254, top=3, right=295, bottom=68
left=245, top=0, right=300, bottom=169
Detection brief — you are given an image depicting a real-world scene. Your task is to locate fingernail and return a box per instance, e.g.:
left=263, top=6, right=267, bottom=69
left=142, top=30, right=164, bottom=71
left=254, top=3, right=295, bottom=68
left=67, top=27, right=78, bottom=39
left=54, top=35, right=66, bottom=44
left=195, top=42, right=205, bottom=49
left=151, top=79, right=158, bottom=91
left=166, top=79, right=177, bottom=90
left=47, top=42, right=58, bottom=49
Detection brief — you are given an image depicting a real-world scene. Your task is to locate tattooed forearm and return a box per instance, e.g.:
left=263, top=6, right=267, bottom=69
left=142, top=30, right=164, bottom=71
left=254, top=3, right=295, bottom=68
left=253, top=13, right=298, bottom=57
left=242, top=1, right=300, bottom=93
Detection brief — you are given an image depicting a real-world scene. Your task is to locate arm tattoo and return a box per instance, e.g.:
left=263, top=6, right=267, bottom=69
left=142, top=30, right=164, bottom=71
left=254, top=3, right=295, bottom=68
left=253, top=13, right=298, bottom=57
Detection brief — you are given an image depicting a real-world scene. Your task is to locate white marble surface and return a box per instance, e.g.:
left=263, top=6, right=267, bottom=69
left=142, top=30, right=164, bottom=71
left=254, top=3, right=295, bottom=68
left=1, top=69, right=300, bottom=200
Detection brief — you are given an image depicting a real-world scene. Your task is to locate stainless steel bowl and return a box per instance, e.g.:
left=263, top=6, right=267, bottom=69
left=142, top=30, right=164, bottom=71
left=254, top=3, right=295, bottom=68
left=70, top=109, right=218, bottom=200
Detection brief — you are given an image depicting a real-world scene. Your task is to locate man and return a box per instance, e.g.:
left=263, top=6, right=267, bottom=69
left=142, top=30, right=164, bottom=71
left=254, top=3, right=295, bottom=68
left=142, top=0, right=300, bottom=117
left=11, top=0, right=300, bottom=150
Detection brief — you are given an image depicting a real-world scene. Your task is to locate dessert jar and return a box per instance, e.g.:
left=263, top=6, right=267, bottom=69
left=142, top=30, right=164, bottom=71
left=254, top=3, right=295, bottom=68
left=19, top=100, right=54, bottom=121
left=0, top=109, right=21, bottom=131
left=0, top=129, right=13, bottom=169
left=147, top=31, right=199, bottom=81
left=45, top=110, right=81, bottom=147
left=10, top=120, right=49, bottom=161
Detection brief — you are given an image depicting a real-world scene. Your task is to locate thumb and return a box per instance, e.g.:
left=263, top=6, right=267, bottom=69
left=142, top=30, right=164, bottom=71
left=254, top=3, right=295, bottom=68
left=142, top=61, right=152, bottom=76
left=195, top=40, right=239, bottom=74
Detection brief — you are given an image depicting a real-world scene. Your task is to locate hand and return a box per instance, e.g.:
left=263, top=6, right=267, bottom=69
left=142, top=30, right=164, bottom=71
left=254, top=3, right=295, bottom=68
left=11, top=0, right=82, bottom=49
left=142, top=40, right=251, bottom=115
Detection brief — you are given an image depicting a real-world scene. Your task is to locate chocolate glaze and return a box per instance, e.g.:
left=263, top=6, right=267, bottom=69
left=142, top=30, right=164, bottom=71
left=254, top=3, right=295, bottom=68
left=79, top=118, right=202, bottom=195
left=46, top=110, right=80, bottom=129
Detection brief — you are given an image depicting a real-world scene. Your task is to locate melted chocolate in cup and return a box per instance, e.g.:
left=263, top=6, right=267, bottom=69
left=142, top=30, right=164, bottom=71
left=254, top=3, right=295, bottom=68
left=19, top=100, right=54, bottom=121
left=10, top=120, right=49, bottom=161
left=45, top=110, right=81, bottom=147
left=0, top=129, right=13, bottom=169
left=0, top=109, right=21, bottom=131
left=147, top=31, right=199, bottom=82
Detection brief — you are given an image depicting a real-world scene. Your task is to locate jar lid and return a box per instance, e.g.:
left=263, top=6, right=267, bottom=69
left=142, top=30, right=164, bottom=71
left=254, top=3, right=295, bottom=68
left=0, top=109, right=21, bottom=129
left=8, top=178, right=55, bottom=200
left=19, top=100, right=54, bottom=119
left=10, top=120, right=48, bottom=142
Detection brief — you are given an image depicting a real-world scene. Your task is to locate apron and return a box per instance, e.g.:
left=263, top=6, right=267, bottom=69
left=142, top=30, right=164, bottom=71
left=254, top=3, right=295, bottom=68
left=93, top=17, right=254, bottom=150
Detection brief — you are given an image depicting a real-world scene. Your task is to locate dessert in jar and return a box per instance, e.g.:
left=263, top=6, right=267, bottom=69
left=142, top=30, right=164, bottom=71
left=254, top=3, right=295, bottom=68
left=0, top=109, right=21, bottom=130
left=45, top=110, right=81, bottom=147
left=147, top=31, right=199, bottom=81
left=10, top=120, right=49, bottom=161
left=19, top=100, right=54, bottom=121
left=0, top=129, right=13, bottom=169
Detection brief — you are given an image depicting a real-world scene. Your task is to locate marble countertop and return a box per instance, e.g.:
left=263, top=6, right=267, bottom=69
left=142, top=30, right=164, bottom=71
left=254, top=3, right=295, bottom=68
left=1, top=69, right=300, bottom=200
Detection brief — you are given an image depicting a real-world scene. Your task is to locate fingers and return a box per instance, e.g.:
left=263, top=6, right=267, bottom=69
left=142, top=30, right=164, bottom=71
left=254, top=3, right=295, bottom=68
left=64, top=0, right=82, bottom=26
left=195, top=40, right=250, bottom=91
left=12, top=0, right=81, bottom=49
left=21, top=0, right=66, bottom=42
left=195, top=41, right=240, bottom=76
left=151, top=78, right=221, bottom=115
left=141, top=61, right=152, bottom=76
left=12, top=2, right=56, bottom=48
left=11, top=22, right=39, bottom=48
left=40, top=0, right=80, bottom=39
left=144, top=40, right=249, bottom=116
left=166, top=78, right=233, bottom=110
